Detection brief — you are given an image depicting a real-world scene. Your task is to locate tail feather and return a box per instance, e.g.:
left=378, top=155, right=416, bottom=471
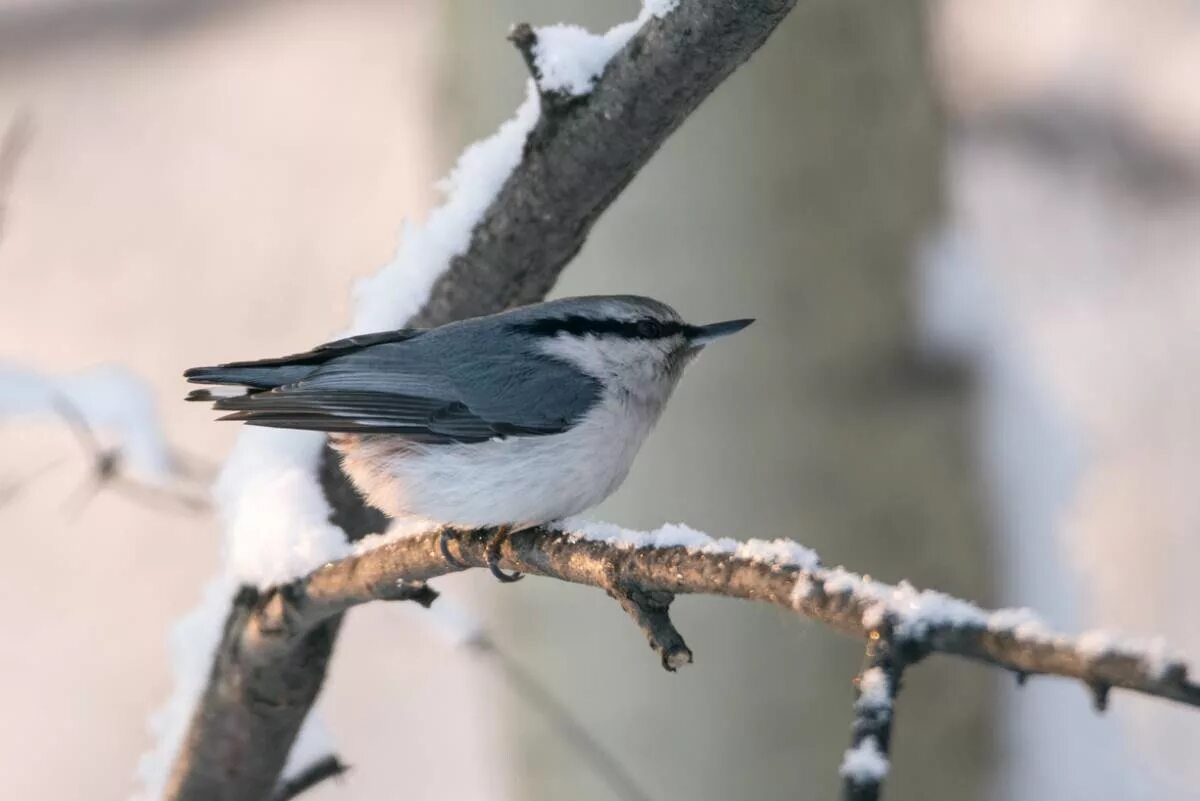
left=182, top=328, right=425, bottom=392
left=184, top=387, right=266, bottom=403
left=183, top=363, right=309, bottom=390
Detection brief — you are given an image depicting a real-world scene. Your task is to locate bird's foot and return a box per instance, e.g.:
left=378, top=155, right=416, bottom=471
left=438, top=528, right=468, bottom=570
left=486, top=527, right=523, bottom=583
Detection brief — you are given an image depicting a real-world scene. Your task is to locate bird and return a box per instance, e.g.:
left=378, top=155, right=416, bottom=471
left=185, top=295, right=752, bottom=580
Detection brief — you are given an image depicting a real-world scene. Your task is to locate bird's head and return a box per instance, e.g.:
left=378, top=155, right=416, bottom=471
left=509, top=295, right=753, bottom=404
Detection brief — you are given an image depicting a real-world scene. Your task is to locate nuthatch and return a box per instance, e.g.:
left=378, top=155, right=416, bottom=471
left=185, top=296, right=752, bottom=579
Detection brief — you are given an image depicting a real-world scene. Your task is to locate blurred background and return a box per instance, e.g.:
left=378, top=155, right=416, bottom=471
left=1, top=0, right=1198, bottom=799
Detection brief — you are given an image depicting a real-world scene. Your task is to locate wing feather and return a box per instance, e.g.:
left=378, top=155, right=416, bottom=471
left=188, top=319, right=602, bottom=444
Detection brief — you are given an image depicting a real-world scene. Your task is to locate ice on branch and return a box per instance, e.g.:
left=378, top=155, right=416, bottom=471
left=532, top=0, right=678, bottom=96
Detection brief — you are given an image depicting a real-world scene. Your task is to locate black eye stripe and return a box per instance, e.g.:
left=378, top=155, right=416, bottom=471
left=513, top=315, right=689, bottom=339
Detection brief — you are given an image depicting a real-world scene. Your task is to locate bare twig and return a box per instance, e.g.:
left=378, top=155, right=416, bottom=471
left=167, top=3, right=802, bottom=799
left=51, top=393, right=210, bottom=516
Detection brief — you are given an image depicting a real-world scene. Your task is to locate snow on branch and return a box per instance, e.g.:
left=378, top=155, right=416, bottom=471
left=287, top=525, right=1200, bottom=711
left=841, top=624, right=905, bottom=801
left=229, top=521, right=1198, bottom=799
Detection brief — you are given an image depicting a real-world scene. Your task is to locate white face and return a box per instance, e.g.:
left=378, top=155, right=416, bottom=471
left=537, top=322, right=697, bottom=406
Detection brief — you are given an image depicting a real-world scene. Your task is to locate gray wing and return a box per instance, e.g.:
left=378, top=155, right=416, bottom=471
left=209, top=331, right=601, bottom=444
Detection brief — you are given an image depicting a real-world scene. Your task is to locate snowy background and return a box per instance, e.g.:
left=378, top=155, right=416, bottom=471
left=1, top=1, right=1198, bottom=799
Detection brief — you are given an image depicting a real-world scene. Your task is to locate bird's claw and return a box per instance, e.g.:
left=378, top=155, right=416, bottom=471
left=486, top=527, right=523, bottom=583
left=439, top=528, right=468, bottom=569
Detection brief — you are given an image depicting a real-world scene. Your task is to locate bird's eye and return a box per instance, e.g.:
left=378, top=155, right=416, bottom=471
left=636, top=319, right=663, bottom=338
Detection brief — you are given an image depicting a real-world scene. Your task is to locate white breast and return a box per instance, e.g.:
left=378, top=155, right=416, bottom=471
left=336, top=394, right=660, bottom=528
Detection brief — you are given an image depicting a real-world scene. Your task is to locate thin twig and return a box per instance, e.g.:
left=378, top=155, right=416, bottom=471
left=50, top=393, right=210, bottom=516
left=840, top=620, right=916, bottom=801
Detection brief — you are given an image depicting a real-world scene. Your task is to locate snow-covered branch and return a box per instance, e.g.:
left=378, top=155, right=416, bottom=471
left=214, top=521, right=1200, bottom=800
left=278, top=525, right=1200, bottom=713
left=840, top=624, right=905, bottom=801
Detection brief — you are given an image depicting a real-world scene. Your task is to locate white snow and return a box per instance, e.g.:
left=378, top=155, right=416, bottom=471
left=215, top=428, right=351, bottom=587
left=532, top=0, right=679, bottom=96
left=733, top=538, right=821, bottom=568
left=1077, top=630, right=1176, bottom=681
left=839, top=736, right=890, bottom=783
left=0, top=363, right=175, bottom=483
left=561, top=518, right=820, bottom=570
left=135, top=81, right=543, bottom=800
left=856, top=667, right=892, bottom=714
left=351, top=515, right=443, bottom=555
left=350, top=85, right=541, bottom=334
left=820, top=568, right=989, bottom=637
left=987, top=606, right=1052, bottom=640
left=789, top=573, right=815, bottom=607
left=818, top=565, right=1188, bottom=683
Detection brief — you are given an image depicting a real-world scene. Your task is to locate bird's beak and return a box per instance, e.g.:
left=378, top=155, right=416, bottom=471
left=688, top=318, right=755, bottom=347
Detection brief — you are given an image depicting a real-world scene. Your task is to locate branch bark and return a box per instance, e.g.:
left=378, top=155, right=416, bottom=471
left=165, top=2, right=801, bottom=799
left=840, top=622, right=912, bottom=801
left=279, top=527, right=1200, bottom=711
left=178, top=520, right=1200, bottom=798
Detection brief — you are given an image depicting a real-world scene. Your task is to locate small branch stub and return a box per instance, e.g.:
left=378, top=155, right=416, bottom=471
left=606, top=576, right=693, bottom=671
left=508, top=22, right=581, bottom=116
left=1090, top=681, right=1112, bottom=713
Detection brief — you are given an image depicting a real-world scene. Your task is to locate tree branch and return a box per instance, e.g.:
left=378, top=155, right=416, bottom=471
left=840, top=621, right=912, bottom=801
left=166, top=2, right=801, bottom=798
left=245, top=525, right=1200, bottom=713
left=606, top=582, right=693, bottom=672
left=174, top=520, right=1200, bottom=796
